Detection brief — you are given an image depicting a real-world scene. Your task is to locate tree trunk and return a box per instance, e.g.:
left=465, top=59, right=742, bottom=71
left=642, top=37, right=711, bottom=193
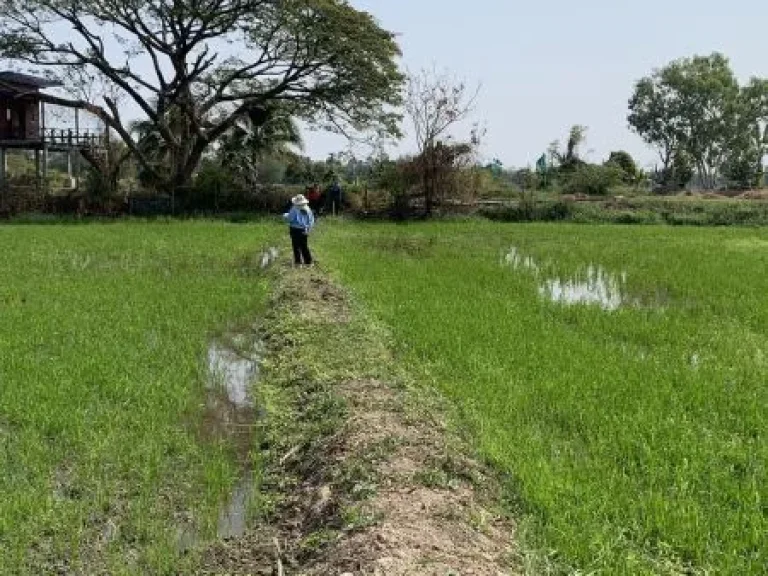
left=424, top=173, right=432, bottom=217
left=165, top=135, right=206, bottom=200
left=423, top=146, right=434, bottom=217
left=80, top=148, right=123, bottom=197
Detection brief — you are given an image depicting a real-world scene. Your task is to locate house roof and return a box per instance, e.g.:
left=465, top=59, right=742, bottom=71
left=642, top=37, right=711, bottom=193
left=0, top=71, right=62, bottom=90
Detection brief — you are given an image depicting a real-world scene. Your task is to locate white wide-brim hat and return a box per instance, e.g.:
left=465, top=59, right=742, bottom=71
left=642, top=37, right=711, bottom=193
left=292, top=194, right=309, bottom=206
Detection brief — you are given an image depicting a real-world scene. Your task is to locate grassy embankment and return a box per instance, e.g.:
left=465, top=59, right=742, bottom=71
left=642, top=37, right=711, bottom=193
left=0, top=221, right=280, bottom=574
left=482, top=195, right=768, bottom=226
left=317, top=221, right=768, bottom=575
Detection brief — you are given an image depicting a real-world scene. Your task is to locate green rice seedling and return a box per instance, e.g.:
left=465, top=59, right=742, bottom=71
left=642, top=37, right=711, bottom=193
left=0, top=221, right=282, bottom=574
left=316, top=220, right=768, bottom=575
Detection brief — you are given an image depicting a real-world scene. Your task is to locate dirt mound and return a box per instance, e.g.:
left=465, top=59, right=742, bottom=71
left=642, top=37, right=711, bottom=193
left=738, top=189, right=768, bottom=200
left=302, top=378, right=515, bottom=575
left=200, top=266, right=518, bottom=575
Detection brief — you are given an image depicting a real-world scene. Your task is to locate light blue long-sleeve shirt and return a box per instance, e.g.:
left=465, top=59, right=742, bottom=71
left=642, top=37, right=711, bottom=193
left=283, top=207, right=315, bottom=232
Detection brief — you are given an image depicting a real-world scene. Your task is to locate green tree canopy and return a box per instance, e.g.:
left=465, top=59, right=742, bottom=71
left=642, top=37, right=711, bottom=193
left=0, top=0, right=403, bottom=192
left=605, top=150, right=639, bottom=185
left=721, top=78, right=768, bottom=189
left=628, top=74, right=684, bottom=177
left=629, top=53, right=756, bottom=190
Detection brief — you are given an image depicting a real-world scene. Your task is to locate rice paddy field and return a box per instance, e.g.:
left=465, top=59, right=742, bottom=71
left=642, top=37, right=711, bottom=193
left=317, top=221, right=768, bottom=575
left=0, top=221, right=279, bottom=574
left=3, top=219, right=768, bottom=574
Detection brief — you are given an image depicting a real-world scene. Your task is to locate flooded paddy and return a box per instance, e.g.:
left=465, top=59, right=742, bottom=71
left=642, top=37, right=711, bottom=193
left=0, top=222, right=282, bottom=574
left=204, top=333, right=265, bottom=541
left=504, top=247, right=636, bottom=311
left=318, top=222, right=768, bottom=574
left=538, top=265, right=628, bottom=311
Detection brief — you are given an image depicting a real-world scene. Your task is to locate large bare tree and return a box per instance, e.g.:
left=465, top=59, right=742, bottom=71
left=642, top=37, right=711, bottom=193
left=405, top=67, right=479, bottom=215
left=0, top=0, right=403, bottom=193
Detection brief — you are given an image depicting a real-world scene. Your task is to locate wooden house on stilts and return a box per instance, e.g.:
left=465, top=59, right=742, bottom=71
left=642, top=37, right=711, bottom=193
left=0, top=71, right=107, bottom=204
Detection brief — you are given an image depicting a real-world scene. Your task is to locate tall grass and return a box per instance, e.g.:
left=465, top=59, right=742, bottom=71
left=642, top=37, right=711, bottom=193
left=318, top=221, right=768, bottom=574
left=0, top=221, right=279, bottom=574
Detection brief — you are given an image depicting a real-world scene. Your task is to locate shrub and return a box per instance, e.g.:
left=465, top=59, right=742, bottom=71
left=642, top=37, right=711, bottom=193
left=609, top=210, right=661, bottom=225
left=481, top=200, right=573, bottom=222
left=540, top=200, right=573, bottom=221
left=562, top=164, right=623, bottom=196
left=605, top=150, right=640, bottom=184
left=190, top=162, right=236, bottom=210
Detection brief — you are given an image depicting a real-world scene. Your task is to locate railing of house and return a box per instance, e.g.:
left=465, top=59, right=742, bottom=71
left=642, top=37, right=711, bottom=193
left=41, top=128, right=105, bottom=147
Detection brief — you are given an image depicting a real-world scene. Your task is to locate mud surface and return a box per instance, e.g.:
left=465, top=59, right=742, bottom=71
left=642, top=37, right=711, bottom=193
left=302, top=378, right=518, bottom=575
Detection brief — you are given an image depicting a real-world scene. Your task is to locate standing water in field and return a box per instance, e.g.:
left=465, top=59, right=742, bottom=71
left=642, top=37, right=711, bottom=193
left=216, top=472, right=254, bottom=540
left=207, top=342, right=258, bottom=409
left=539, top=264, right=628, bottom=311
left=200, top=331, right=265, bottom=543
left=260, top=247, right=280, bottom=269
left=202, top=247, right=277, bottom=541
left=503, top=246, right=541, bottom=273
left=504, top=247, right=632, bottom=311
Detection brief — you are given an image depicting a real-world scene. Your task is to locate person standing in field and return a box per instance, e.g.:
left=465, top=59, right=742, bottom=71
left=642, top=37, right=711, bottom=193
left=283, top=194, right=315, bottom=267
left=328, top=180, right=343, bottom=215
left=306, top=183, right=322, bottom=214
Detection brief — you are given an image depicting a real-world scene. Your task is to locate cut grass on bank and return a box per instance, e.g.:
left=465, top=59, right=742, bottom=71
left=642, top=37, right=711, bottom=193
left=317, top=221, right=768, bottom=575
left=0, top=221, right=279, bottom=574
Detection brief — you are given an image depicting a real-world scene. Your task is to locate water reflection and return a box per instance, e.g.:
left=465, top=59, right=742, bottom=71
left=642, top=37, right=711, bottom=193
left=207, top=343, right=258, bottom=409
left=260, top=247, right=279, bottom=269
left=504, top=247, right=632, bottom=311
left=217, top=474, right=254, bottom=540
left=200, top=336, right=264, bottom=545
left=539, top=265, right=628, bottom=311
left=503, top=246, right=540, bottom=273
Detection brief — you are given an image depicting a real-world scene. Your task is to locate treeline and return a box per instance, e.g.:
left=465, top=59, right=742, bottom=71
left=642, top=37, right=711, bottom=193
left=629, top=53, right=768, bottom=191
left=499, top=52, right=768, bottom=198
left=0, top=7, right=768, bottom=217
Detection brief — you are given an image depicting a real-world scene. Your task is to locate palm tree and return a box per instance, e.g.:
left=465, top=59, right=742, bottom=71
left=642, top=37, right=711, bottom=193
left=562, top=125, right=587, bottom=172
left=129, top=101, right=302, bottom=190
left=216, top=104, right=303, bottom=187
left=549, top=125, right=588, bottom=173
left=218, top=105, right=302, bottom=160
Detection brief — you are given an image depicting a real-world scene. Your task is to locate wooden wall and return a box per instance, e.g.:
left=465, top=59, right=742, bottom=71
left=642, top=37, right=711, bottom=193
left=0, top=98, right=10, bottom=138
left=25, top=100, right=39, bottom=140
left=0, top=96, right=40, bottom=140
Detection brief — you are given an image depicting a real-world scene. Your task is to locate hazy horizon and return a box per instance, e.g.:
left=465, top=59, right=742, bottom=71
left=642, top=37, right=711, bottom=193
left=305, top=0, right=768, bottom=170
left=18, top=0, right=768, bottom=171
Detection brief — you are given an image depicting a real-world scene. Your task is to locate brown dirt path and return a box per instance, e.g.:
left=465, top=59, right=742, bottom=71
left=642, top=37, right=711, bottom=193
left=200, top=267, right=519, bottom=575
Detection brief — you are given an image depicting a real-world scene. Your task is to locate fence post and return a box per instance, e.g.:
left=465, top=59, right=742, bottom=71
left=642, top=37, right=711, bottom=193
left=74, top=109, right=81, bottom=191
left=0, top=147, right=5, bottom=212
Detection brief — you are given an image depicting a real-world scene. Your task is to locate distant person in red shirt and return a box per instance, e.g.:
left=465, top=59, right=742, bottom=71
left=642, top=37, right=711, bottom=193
left=306, top=183, right=322, bottom=214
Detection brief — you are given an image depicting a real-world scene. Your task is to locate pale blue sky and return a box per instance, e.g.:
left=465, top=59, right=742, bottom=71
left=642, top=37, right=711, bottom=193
left=308, top=0, right=768, bottom=169
left=29, top=1, right=768, bottom=169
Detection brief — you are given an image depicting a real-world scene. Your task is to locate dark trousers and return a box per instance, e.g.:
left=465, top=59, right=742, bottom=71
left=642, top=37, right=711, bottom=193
left=289, top=227, right=313, bottom=265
